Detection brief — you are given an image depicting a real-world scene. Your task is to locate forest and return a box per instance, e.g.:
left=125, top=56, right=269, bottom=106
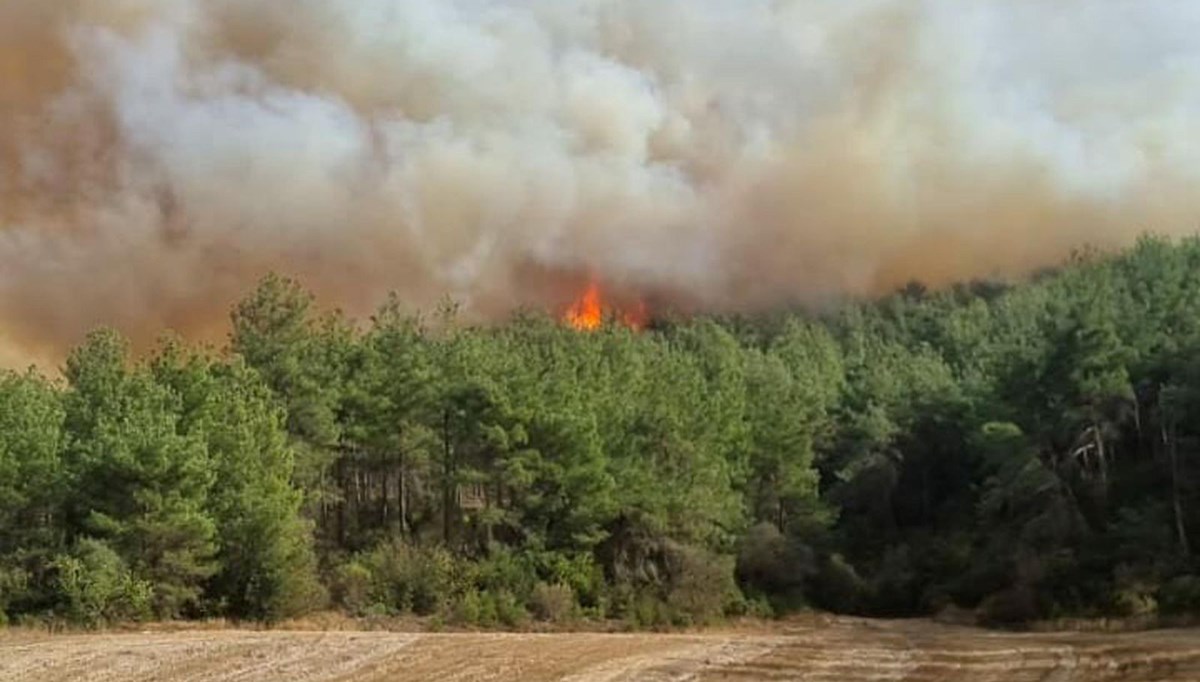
left=2, top=235, right=1199, bottom=629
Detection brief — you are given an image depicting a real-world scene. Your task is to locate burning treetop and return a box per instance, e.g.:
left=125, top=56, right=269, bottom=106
left=565, top=282, right=604, bottom=331
left=563, top=281, right=647, bottom=331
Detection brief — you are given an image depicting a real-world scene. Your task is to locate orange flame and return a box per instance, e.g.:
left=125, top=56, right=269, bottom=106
left=565, top=281, right=604, bottom=331
left=563, top=280, right=647, bottom=332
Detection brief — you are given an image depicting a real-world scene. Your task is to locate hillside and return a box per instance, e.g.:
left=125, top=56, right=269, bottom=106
left=2, top=236, right=1200, bottom=628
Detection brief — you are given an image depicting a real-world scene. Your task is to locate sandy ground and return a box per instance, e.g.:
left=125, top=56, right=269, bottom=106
left=2, top=618, right=1199, bottom=681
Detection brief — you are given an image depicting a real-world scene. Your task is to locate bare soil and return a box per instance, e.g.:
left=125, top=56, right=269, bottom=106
left=2, top=617, right=1198, bottom=681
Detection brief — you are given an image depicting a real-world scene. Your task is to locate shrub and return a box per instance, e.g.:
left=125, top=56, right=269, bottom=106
left=360, top=602, right=392, bottom=619
left=448, top=588, right=527, bottom=628
left=493, top=589, right=528, bottom=627
left=736, top=522, right=813, bottom=612
left=978, top=586, right=1039, bottom=626
left=359, top=541, right=457, bottom=615
left=727, top=592, right=775, bottom=619
left=629, top=590, right=671, bottom=629
left=529, top=582, right=576, bottom=623
left=605, top=542, right=740, bottom=628
left=472, top=549, right=537, bottom=603
left=331, top=560, right=374, bottom=615
left=0, top=564, right=29, bottom=625
left=477, top=593, right=499, bottom=626
left=810, top=553, right=868, bottom=614
left=1159, top=575, right=1200, bottom=616
left=1111, top=587, right=1157, bottom=618
left=452, top=589, right=484, bottom=626
left=51, top=538, right=152, bottom=627
left=664, top=545, right=739, bottom=626
left=1109, top=566, right=1158, bottom=618
left=871, top=545, right=919, bottom=616
left=529, top=552, right=604, bottom=607
left=226, top=525, right=326, bottom=623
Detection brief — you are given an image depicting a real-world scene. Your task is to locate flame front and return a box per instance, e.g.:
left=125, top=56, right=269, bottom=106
left=565, top=281, right=604, bottom=331
left=564, top=280, right=648, bottom=331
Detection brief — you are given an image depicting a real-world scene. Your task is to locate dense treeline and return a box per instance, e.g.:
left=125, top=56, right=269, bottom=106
left=3, top=236, right=1200, bottom=628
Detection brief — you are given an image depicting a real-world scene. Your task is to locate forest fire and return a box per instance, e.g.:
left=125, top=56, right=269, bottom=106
left=563, top=281, right=647, bottom=331
left=565, top=282, right=604, bottom=331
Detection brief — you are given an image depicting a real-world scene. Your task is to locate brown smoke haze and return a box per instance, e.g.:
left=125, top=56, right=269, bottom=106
left=2, top=0, right=1199, bottom=366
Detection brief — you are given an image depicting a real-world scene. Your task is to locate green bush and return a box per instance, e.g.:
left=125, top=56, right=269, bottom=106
left=736, top=522, right=813, bottom=612
left=664, top=546, right=739, bottom=626
left=811, top=553, right=868, bottom=614
left=361, top=602, right=392, bottom=619
left=476, top=592, right=499, bottom=627
left=358, top=541, right=458, bottom=615
left=727, top=592, right=775, bottom=619
left=1158, top=575, right=1200, bottom=616
left=52, top=539, right=152, bottom=627
left=605, top=543, right=741, bottom=628
left=871, top=545, right=919, bottom=616
left=1111, top=586, right=1157, bottom=618
left=1109, top=566, right=1158, bottom=618
left=0, top=564, right=29, bottom=625
left=452, top=589, right=484, bottom=625
left=331, top=560, right=374, bottom=615
left=629, top=590, right=671, bottom=629
left=493, top=589, right=528, bottom=627
left=529, top=552, right=604, bottom=608
left=472, top=549, right=537, bottom=602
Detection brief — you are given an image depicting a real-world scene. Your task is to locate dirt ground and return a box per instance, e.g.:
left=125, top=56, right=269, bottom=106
left=2, top=618, right=1198, bottom=681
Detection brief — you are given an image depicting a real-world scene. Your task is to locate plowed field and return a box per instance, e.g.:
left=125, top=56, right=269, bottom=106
left=3, top=619, right=1198, bottom=681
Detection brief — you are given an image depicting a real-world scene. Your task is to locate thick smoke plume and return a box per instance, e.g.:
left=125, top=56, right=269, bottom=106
left=2, top=1, right=1199, bottom=365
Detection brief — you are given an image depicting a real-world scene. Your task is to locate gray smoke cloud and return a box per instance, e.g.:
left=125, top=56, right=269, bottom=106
left=1, top=0, right=1199, bottom=365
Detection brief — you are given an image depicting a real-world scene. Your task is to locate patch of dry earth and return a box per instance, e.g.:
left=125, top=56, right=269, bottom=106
left=2, top=620, right=1198, bottom=681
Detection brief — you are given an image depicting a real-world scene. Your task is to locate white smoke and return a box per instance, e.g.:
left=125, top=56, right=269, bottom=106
left=1, top=0, right=1199, bottom=363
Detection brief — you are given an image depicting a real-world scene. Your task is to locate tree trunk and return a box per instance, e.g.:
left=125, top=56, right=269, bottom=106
left=1093, top=423, right=1109, bottom=491
left=442, top=409, right=454, bottom=545
left=484, top=481, right=494, bottom=548
left=1133, top=395, right=1143, bottom=452
left=380, top=464, right=389, bottom=532
left=336, top=457, right=347, bottom=547
left=399, top=450, right=409, bottom=536
left=1167, top=420, right=1191, bottom=557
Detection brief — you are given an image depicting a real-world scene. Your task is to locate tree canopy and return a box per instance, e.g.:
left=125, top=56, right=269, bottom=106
left=2, top=235, right=1200, bottom=627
